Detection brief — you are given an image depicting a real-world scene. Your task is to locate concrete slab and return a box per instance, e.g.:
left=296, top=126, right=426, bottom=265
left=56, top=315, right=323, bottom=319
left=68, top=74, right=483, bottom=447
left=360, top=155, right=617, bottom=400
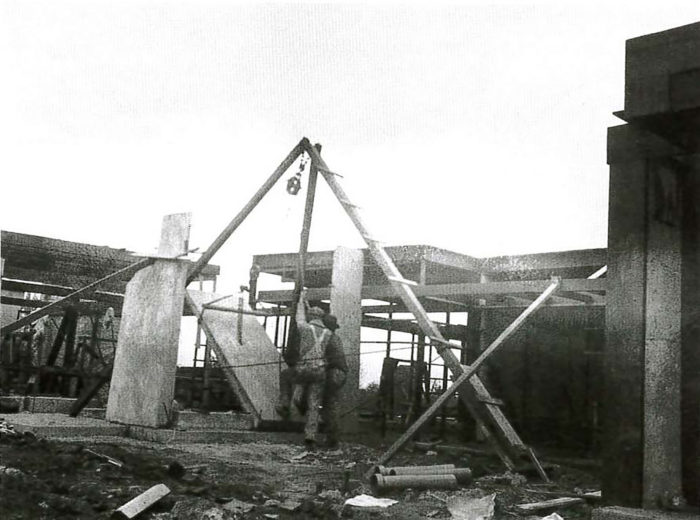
left=593, top=506, right=699, bottom=520
left=127, top=425, right=300, bottom=444
left=0, top=395, right=23, bottom=412
left=329, top=247, right=363, bottom=430
left=8, top=413, right=127, bottom=438
left=175, top=411, right=254, bottom=431
left=186, top=290, right=281, bottom=423
left=107, top=213, right=190, bottom=428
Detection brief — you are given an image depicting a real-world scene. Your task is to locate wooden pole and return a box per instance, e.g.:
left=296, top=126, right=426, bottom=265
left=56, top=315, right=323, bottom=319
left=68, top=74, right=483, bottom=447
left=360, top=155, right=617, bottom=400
left=186, top=139, right=306, bottom=284
left=365, top=279, right=560, bottom=475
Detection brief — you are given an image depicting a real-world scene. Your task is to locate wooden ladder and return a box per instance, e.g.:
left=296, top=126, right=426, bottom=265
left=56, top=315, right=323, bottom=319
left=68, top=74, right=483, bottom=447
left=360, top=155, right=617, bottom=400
left=305, top=143, right=555, bottom=474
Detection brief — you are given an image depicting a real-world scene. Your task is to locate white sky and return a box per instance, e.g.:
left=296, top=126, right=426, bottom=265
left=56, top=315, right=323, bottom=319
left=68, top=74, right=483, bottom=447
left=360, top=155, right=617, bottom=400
left=3, top=1, right=700, bottom=381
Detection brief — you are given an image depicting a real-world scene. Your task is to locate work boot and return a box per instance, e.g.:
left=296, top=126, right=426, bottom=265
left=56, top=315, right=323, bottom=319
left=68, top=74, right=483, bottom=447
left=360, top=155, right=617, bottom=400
left=304, top=438, right=317, bottom=450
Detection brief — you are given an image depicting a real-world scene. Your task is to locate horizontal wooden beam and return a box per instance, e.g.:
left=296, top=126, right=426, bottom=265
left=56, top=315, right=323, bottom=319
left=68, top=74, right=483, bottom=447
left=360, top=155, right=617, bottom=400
left=1, top=231, right=220, bottom=285
left=1, top=295, right=114, bottom=317
left=258, top=278, right=606, bottom=304
left=361, top=316, right=468, bottom=340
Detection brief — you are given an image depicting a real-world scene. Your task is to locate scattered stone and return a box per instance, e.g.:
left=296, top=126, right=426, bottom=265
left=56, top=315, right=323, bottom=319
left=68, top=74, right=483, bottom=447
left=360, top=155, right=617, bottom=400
left=426, top=509, right=441, bottom=518
left=279, top=499, right=302, bottom=511
left=171, top=498, right=236, bottom=520
left=222, top=497, right=255, bottom=514
left=263, top=499, right=281, bottom=507
left=447, top=493, right=496, bottom=520
left=318, top=489, right=343, bottom=501
left=426, top=450, right=438, bottom=456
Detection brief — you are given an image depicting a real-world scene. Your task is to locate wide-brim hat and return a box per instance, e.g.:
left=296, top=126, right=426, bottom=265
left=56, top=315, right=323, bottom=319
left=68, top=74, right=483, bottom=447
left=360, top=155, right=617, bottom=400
left=322, top=314, right=340, bottom=331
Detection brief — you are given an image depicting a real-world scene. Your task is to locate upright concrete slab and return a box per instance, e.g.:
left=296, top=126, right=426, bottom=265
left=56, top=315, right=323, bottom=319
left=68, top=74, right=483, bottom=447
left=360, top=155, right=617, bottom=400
left=186, top=290, right=280, bottom=423
left=681, top=158, right=700, bottom=505
left=106, top=214, right=190, bottom=428
left=606, top=126, right=684, bottom=507
left=329, top=247, right=363, bottom=430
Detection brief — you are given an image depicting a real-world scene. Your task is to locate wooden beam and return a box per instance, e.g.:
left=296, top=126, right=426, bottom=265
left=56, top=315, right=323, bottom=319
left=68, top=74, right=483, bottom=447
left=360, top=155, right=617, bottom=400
left=1, top=230, right=220, bottom=283
left=258, top=278, right=605, bottom=304
left=2, top=278, right=125, bottom=305
left=362, top=316, right=467, bottom=340
left=187, top=139, right=306, bottom=284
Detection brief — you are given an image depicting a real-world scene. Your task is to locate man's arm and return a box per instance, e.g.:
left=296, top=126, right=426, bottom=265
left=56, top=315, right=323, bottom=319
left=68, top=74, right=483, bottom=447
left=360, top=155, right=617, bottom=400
left=296, top=289, right=308, bottom=325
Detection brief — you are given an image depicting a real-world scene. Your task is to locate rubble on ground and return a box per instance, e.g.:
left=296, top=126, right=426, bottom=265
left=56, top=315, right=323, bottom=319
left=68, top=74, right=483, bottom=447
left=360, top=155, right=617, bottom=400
left=0, top=417, right=598, bottom=519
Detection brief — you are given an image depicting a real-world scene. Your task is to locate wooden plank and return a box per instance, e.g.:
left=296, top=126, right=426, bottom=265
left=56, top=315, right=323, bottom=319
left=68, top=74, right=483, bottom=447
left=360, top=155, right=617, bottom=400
left=114, top=484, right=171, bottom=519
left=187, top=290, right=280, bottom=422
left=361, top=317, right=467, bottom=340
left=0, top=230, right=219, bottom=282
left=258, top=278, right=605, bottom=304
left=514, top=496, right=585, bottom=514
left=106, top=214, right=191, bottom=428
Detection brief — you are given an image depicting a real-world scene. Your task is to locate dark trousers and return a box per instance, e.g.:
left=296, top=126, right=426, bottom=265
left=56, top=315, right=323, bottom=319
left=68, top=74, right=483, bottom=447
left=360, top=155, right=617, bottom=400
left=278, top=365, right=325, bottom=442
left=322, top=368, right=347, bottom=444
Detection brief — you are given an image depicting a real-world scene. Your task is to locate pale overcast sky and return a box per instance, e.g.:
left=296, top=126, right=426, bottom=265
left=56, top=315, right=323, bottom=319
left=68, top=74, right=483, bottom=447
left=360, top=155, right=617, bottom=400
left=4, top=1, right=700, bottom=380
left=4, top=1, right=700, bottom=292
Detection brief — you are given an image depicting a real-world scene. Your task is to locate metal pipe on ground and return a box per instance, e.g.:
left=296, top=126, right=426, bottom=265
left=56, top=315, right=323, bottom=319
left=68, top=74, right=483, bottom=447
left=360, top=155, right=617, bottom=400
left=372, top=464, right=456, bottom=476
left=391, top=467, right=471, bottom=485
left=370, top=473, right=458, bottom=493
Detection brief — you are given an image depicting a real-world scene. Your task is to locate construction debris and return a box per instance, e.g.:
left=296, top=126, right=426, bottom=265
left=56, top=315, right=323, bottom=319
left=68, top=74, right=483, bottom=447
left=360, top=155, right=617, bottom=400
left=345, top=493, right=399, bottom=508
left=113, top=483, right=171, bottom=519
left=84, top=448, right=124, bottom=468
left=513, top=496, right=586, bottom=514
left=446, top=493, right=496, bottom=520
left=371, top=473, right=459, bottom=493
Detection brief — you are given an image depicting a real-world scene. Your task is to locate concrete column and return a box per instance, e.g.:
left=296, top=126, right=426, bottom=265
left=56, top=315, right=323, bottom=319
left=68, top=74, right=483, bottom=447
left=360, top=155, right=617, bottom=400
left=605, top=126, right=683, bottom=507
left=106, top=214, right=191, bottom=428
left=681, top=158, right=700, bottom=505
left=329, top=247, right=363, bottom=432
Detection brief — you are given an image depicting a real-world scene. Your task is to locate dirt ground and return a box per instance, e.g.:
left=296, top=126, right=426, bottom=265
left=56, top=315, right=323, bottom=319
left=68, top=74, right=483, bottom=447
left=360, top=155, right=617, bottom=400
left=0, top=419, right=599, bottom=520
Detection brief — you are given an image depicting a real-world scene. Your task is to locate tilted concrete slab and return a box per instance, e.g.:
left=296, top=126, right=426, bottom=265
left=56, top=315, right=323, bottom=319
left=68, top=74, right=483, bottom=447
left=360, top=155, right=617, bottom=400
left=186, top=290, right=281, bottom=423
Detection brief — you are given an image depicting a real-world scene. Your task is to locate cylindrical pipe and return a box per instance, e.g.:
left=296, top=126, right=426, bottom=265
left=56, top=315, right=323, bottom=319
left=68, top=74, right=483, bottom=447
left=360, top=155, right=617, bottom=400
left=372, top=464, right=455, bottom=476
left=451, top=468, right=473, bottom=485
left=388, top=464, right=456, bottom=476
left=370, top=473, right=458, bottom=492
